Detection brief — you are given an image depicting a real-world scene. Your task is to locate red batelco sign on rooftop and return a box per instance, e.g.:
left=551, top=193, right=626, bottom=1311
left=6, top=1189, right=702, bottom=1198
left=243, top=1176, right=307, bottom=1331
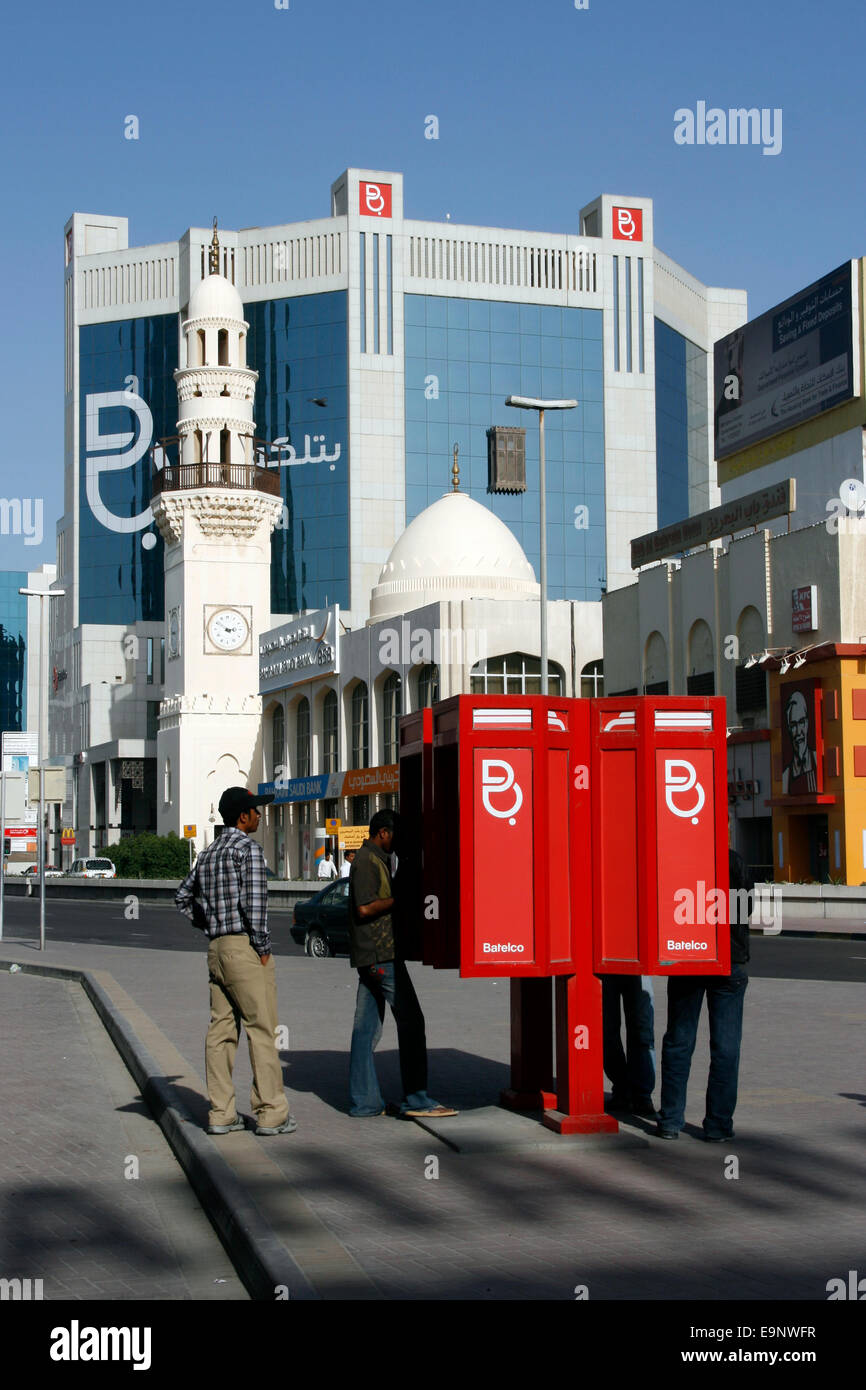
left=359, top=182, right=392, bottom=218
left=612, top=206, right=643, bottom=241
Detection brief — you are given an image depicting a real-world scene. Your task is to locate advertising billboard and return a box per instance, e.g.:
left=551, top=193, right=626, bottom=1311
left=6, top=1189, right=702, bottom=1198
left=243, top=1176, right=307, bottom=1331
left=714, top=262, right=855, bottom=462
left=779, top=679, right=824, bottom=796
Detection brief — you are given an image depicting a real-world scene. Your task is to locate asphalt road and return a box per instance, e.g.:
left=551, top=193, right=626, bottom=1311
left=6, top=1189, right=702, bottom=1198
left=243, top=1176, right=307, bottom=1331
left=1, top=895, right=865, bottom=981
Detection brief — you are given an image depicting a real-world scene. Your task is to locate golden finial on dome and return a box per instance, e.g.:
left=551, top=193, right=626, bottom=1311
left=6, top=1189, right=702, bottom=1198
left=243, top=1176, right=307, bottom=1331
left=451, top=442, right=460, bottom=492
left=209, top=217, right=220, bottom=276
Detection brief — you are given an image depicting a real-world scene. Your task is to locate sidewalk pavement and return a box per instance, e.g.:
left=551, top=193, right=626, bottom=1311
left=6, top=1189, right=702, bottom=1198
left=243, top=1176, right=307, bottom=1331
left=1, top=930, right=864, bottom=1301
left=0, top=969, right=245, bottom=1301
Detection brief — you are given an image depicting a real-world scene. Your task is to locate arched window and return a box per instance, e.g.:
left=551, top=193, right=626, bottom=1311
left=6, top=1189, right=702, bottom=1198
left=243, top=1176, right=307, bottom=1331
left=163, top=757, right=171, bottom=804
left=470, top=652, right=564, bottom=696
left=382, top=672, right=402, bottom=764
left=687, top=620, right=715, bottom=695
left=296, top=698, right=310, bottom=778
left=271, top=705, right=285, bottom=783
left=196, top=328, right=206, bottom=366
left=416, top=663, right=440, bottom=709
left=643, top=631, right=668, bottom=694
left=218, top=329, right=229, bottom=366
left=351, top=682, right=369, bottom=770
left=322, top=689, right=338, bottom=773
left=580, top=659, right=604, bottom=698
left=735, top=607, right=767, bottom=716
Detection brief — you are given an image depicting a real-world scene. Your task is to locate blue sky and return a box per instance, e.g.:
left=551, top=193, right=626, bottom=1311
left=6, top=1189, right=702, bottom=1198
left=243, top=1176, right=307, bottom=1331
left=1, top=0, right=863, bottom=570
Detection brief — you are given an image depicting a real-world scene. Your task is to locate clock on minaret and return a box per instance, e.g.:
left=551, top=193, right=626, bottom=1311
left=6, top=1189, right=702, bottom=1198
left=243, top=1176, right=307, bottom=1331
left=204, top=604, right=252, bottom=654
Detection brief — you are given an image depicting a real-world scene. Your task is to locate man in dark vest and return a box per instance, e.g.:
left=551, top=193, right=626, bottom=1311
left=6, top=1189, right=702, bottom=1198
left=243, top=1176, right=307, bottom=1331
left=347, top=809, right=457, bottom=1120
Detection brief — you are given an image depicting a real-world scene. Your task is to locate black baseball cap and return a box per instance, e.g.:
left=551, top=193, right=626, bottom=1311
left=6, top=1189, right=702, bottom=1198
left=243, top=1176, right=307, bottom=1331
left=218, top=787, right=275, bottom=824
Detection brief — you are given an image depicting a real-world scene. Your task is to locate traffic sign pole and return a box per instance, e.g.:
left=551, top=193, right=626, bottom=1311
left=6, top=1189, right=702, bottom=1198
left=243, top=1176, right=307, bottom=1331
left=0, top=772, right=6, bottom=942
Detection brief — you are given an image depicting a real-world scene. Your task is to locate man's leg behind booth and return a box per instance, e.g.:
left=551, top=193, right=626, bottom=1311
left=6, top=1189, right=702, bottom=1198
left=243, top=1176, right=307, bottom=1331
left=702, top=965, right=749, bottom=1140
left=623, top=974, right=656, bottom=1112
left=658, top=977, right=706, bottom=1135
left=601, top=977, right=630, bottom=1106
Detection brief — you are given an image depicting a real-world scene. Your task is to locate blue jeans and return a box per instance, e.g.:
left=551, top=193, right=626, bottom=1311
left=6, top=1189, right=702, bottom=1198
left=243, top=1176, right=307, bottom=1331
left=602, top=975, right=656, bottom=1101
left=659, top=965, right=748, bottom=1138
left=349, top=960, right=435, bottom=1116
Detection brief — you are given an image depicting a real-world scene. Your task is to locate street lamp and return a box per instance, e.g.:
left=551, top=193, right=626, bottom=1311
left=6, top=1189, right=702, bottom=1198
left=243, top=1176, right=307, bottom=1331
left=505, top=396, right=578, bottom=695
left=19, top=585, right=66, bottom=951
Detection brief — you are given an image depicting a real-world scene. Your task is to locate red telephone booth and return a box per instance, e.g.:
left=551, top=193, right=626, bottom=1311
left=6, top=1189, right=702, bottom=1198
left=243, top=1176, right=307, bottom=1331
left=591, top=695, right=730, bottom=976
left=410, top=695, right=592, bottom=979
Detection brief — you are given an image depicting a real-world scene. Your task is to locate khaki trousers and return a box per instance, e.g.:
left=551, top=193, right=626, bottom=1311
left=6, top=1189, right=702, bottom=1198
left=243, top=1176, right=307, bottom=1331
left=205, top=934, right=289, bottom=1128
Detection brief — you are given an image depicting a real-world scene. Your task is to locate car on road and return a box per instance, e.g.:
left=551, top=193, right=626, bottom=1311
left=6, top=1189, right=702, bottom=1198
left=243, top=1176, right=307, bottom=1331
left=290, top=878, right=351, bottom=957
left=67, top=857, right=117, bottom=879
left=22, top=864, right=64, bottom=878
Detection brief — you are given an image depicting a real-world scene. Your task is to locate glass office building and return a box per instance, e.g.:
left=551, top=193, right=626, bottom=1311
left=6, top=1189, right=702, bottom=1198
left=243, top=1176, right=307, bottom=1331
left=405, top=296, right=605, bottom=601
left=78, top=314, right=176, bottom=624
left=0, top=572, right=27, bottom=732
left=654, top=319, right=708, bottom=529
left=246, top=291, right=349, bottom=614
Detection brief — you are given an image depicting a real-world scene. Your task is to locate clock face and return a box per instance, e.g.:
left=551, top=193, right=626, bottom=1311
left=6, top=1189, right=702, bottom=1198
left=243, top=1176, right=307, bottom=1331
left=208, top=607, right=249, bottom=652
left=168, top=609, right=180, bottom=657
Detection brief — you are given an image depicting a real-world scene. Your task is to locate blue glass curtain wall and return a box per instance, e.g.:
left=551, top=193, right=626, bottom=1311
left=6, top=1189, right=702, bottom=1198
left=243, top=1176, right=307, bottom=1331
left=404, top=295, right=606, bottom=601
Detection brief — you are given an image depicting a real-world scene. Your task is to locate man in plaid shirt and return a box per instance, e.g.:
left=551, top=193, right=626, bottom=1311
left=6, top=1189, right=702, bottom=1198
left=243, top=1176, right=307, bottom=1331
left=176, top=786, right=295, bottom=1136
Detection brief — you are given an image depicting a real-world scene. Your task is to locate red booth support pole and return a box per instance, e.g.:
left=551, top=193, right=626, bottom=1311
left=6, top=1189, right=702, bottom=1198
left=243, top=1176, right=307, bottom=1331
left=543, top=971, right=618, bottom=1134
left=500, top=978, right=557, bottom=1112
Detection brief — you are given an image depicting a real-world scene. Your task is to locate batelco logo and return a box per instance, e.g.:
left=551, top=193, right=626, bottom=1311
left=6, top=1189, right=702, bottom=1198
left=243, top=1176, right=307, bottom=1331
left=85, top=389, right=157, bottom=548
left=481, top=759, right=523, bottom=825
left=612, top=206, right=643, bottom=240
left=664, top=759, right=705, bottom=825
left=360, top=182, right=391, bottom=217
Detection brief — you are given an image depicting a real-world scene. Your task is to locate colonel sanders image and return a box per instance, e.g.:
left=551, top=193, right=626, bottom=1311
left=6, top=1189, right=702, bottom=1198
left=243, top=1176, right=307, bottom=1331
left=782, top=689, right=818, bottom=794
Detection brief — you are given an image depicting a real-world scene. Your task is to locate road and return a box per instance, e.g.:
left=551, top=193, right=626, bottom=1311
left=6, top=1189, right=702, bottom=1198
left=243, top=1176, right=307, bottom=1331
left=1, top=894, right=864, bottom=981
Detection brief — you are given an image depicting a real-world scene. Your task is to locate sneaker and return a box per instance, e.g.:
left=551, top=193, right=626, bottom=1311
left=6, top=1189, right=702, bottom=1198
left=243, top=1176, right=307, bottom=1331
left=401, top=1103, right=459, bottom=1118
left=207, top=1116, right=245, bottom=1135
left=655, top=1124, right=679, bottom=1140
left=703, top=1131, right=734, bottom=1143
left=255, top=1115, right=298, bottom=1136
left=631, top=1097, right=659, bottom=1119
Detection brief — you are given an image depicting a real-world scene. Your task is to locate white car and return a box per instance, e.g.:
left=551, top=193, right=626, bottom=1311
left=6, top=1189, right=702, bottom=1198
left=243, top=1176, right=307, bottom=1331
left=67, top=857, right=117, bottom=879
left=22, top=864, right=64, bottom=879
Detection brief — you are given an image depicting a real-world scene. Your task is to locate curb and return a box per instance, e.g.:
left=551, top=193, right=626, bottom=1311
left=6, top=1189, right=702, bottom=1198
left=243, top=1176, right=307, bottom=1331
left=1, top=958, right=318, bottom=1301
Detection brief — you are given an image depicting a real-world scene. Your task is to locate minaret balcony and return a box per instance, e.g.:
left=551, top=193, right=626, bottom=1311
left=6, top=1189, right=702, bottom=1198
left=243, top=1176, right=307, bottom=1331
left=150, top=438, right=280, bottom=498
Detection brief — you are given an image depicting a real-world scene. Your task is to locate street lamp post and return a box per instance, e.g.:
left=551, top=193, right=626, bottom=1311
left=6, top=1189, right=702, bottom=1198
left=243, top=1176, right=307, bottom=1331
left=19, top=585, right=66, bottom=951
left=505, top=396, right=578, bottom=695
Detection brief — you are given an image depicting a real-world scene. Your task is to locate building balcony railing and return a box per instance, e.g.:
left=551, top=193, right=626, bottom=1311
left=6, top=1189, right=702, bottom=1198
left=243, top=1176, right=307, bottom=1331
left=150, top=437, right=281, bottom=498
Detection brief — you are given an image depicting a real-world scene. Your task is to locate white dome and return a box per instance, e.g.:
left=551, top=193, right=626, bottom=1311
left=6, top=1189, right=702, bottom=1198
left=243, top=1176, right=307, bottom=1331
left=188, top=273, right=244, bottom=322
left=370, top=490, right=539, bottom=620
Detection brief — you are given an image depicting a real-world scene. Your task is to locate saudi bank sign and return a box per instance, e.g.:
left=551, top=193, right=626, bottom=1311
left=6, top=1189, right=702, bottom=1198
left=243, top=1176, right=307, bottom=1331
left=714, top=261, right=857, bottom=464
left=259, top=605, right=340, bottom=693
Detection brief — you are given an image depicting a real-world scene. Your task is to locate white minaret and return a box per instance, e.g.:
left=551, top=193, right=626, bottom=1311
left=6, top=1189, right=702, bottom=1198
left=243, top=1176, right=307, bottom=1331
left=152, top=223, right=282, bottom=849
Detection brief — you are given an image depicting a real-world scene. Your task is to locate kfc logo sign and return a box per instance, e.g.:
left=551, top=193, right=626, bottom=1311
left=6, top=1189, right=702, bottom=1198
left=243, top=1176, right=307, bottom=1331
left=359, top=182, right=392, bottom=218
left=481, top=758, right=523, bottom=824
left=663, top=759, right=705, bottom=825
left=612, top=206, right=643, bottom=241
